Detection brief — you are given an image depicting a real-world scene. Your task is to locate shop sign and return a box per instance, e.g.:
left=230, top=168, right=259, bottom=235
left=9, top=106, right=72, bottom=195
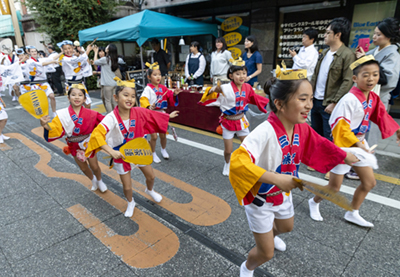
left=228, top=47, right=241, bottom=60
left=221, top=16, right=243, bottom=32
left=223, top=32, right=242, bottom=47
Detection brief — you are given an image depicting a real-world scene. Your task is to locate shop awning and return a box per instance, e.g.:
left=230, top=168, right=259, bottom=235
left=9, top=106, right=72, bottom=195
left=0, top=11, right=24, bottom=38
left=79, top=10, right=218, bottom=46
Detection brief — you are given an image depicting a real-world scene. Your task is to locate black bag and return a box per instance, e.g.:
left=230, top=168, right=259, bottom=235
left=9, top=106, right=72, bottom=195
left=378, top=65, right=388, bottom=86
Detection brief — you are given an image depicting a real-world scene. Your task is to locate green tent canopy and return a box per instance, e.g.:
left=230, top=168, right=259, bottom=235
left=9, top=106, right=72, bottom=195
left=0, top=11, right=24, bottom=38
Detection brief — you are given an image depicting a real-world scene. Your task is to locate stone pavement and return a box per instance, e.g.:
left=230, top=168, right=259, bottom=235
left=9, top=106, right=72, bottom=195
left=0, top=92, right=399, bottom=276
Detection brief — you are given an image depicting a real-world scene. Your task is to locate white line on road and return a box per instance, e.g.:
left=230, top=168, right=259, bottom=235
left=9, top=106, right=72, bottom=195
left=167, top=135, right=400, bottom=210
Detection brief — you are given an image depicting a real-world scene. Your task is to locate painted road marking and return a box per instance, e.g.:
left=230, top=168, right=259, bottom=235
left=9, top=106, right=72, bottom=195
left=165, top=134, right=400, bottom=210
left=31, top=127, right=231, bottom=226
left=375, top=149, right=400, bottom=159
left=5, top=132, right=180, bottom=268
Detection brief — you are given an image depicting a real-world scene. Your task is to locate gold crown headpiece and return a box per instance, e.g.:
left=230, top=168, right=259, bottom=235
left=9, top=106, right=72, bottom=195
left=229, top=57, right=245, bottom=66
left=349, top=55, right=376, bottom=70
left=145, top=62, right=159, bottom=70
left=276, top=61, right=307, bottom=80
left=114, top=77, right=135, bottom=88
left=71, top=84, right=86, bottom=90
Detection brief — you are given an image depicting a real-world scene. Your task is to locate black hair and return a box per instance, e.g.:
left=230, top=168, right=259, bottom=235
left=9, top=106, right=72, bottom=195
left=264, top=78, right=309, bottom=113
left=48, top=45, right=55, bottom=51
left=377, top=17, right=400, bottom=44
left=328, top=17, right=351, bottom=44
left=98, top=46, right=106, bottom=54
left=303, top=28, right=318, bottom=43
left=353, top=60, right=380, bottom=76
left=214, top=37, right=228, bottom=53
left=107, top=44, right=119, bottom=72
left=151, top=39, right=160, bottom=45
left=245, top=35, right=259, bottom=53
left=227, top=65, right=248, bottom=80
left=115, top=86, right=136, bottom=96
left=190, top=41, right=202, bottom=52
left=146, top=68, right=161, bottom=77
left=38, top=50, right=46, bottom=57
left=67, top=87, right=86, bottom=98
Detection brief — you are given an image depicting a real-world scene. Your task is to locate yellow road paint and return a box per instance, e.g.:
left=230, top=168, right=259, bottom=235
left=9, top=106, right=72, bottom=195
left=374, top=173, right=400, bottom=185
left=92, top=103, right=106, bottom=114
left=0, top=143, right=12, bottom=151
left=169, top=122, right=241, bottom=144
left=7, top=132, right=180, bottom=268
left=31, top=127, right=232, bottom=226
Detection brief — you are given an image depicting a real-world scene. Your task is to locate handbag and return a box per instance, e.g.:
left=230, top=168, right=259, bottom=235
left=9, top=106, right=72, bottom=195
left=378, top=65, right=388, bottom=86
left=114, top=68, right=123, bottom=79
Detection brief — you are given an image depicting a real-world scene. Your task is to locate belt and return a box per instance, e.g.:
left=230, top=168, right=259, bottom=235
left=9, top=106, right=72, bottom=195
left=225, top=113, right=244, bottom=120
left=67, top=134, right=90, bottom=143
left=20, top=81, right=44, bottom=85
left=67, top=79, right=83, bottom=84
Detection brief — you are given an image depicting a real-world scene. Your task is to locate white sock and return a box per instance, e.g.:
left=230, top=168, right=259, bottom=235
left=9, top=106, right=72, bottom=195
left=90, top=175, right=98, bottom=191
left=53, top=112, right=57, bottom=117
left=0, top=136, right=3, bottom=144
left=2, top=134, right=10, bottom=140
left=308, top=198, right=323, bottom=221
left=124, top=199, right=135, bottom=217
left=344, top=210, right=374, bottom=227
left=161, top=148, right=169, bottom=159
left=97, top=178, right=108, bottom=192
left=153, top=152, right=161, bottom=163
left=145, top=188, right=162, bottom=203
left=274, top=236, right=286, bottom=251
left=240, top=261, right=254, bottom=277
left=222, top=161, right=230, bottom=176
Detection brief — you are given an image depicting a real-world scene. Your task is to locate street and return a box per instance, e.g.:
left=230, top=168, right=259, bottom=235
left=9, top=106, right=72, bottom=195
left=0, top=92, right=399, bottom=277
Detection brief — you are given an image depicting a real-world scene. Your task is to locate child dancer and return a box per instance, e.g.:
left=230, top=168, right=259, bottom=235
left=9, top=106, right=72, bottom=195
left=0, top=96, right=9, bottom=144
left=40, top=84, right=108, bottom=192
left=140, top=62, right=180, bottom=163
left=229, top=66, right=358, bottom=277
left=53, top=40, right=93, bottom=108
left=25, top=47, right=59, bottom=116
left=86, top=78, right=179, bottom=217
left=308, top=56, right=400, bottom=227
left=199, top=58, right=269, bottom=176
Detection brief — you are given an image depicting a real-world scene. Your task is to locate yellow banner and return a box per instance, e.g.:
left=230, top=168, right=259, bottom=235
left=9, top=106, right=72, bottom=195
left=221, top=16, right=242, bottom=32
left=228, top=47, right=242, bottom=60
left=223, top=32, right=242, bottom=47
left=19, top=89, right=49, bottom=119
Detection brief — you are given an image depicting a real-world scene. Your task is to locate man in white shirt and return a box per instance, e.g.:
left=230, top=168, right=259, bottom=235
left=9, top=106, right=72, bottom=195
left=289, top=28, right=319, bottom=80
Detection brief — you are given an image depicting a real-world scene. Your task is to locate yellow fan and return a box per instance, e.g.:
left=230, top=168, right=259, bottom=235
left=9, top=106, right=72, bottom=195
left=103, top=137, right=153, bottom=165
left=19, top=89, right=49, bottom=119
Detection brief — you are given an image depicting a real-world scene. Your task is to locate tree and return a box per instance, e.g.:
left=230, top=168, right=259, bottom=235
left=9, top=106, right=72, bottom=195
left=24, top=0, right=118, bottom=46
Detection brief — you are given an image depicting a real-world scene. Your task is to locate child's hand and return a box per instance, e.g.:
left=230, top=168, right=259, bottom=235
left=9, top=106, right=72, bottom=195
left=344, top=152, right=359, bottom=166
left=273, top=174, right=299, bottom=193
left=169, top=111, right=179, bottom=119
left=40, top=116, right=51, bottom=129
left=173, top=88, right=181, bottom=96
left=110, top=150, right=124, bottom=160
left=149, top=103, right=156, bottom=110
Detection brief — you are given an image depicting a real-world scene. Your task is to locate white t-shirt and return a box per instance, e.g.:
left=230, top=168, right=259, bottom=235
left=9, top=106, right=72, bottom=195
left=314, top=50, right=336, bottom=100
left=292, top=44, right=319, bottom=80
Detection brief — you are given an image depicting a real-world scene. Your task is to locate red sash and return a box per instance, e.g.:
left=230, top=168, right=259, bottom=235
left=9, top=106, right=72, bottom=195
left=69, top=105, right=84, bottom=136
left=350, top=87, right=374, bottom=136
left=231, top=81, right=247, bottom=114
left=148, top=84, right=169, bottom=110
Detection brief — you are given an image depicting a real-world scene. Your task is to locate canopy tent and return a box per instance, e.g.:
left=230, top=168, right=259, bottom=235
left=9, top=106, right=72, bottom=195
left=79, top=10, right=218, bottom=46
left=0, top=11, right=24, bottom=38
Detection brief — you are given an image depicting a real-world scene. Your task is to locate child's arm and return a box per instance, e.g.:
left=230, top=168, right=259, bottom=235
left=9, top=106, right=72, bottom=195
left=100, top=144, right=124, bottom=160
left=40, top=115, right=51, bottom=130
left=0, top=97, right=5, bottom=108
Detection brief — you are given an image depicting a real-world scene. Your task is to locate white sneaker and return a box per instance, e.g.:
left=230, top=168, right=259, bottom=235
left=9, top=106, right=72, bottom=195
left=153, top=152, right=161, bottom=163
left=222, top=161, right=230, bottom=176
left=344, top=210, right=374, bottom=227
left=124, top=199, right=136, bottom=217
left=90, top=175, right=98, bottom=191
left=12, top=96, right=17, bottom=101
left=161, top=148, right=169, bottom=160
left=1, top=134, right=10, bottom=140
left=97, top=179, right=108, bottom=192
left=145, top=188, right=162, bottom=203
left=274, top=236, right=286, bottom=252
left=53, top=112, right=57, bottom=118
left=308, top=198, right=323, bottom=221
left=240, top=261, right=254, bottom=277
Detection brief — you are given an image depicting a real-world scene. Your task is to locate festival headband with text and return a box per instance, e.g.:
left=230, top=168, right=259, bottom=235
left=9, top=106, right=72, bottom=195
left=349, top=55, right=376, bottom=70
left=276, top=61, right=307, bottom=80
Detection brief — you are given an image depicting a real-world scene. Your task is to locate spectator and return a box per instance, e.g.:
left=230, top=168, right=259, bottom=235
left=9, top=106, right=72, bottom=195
left=92, top=46, right=106, bottom=103
left=210, top=37, right=232, bottom=85
left=93, top=44, right=123, bottom=113
left=45, top=44, right=64, bottom=96
left=289, top=28, right=319, bottom=81
left=242, top=35, right=262, bottom=86
left=151, top=39, right=170, bottom=83
left=185, top=41, right=206, bottom=86
left=311, top=17, right=355, bottom=141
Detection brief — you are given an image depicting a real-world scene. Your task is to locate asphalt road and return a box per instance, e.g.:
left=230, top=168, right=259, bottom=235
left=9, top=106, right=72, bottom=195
left=0, top=92, right=399, bottom=276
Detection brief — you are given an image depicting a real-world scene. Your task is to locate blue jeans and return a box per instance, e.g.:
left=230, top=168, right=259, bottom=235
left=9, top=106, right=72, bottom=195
left=311, top=99, right=332, bottom=141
